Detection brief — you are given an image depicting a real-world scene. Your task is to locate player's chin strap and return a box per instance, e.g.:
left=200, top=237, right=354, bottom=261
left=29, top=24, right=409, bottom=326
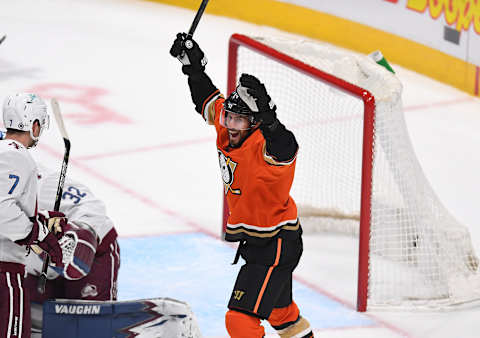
left=26, top=129, right=40, bottom=149
left=231, top=240, right=246, bottom=265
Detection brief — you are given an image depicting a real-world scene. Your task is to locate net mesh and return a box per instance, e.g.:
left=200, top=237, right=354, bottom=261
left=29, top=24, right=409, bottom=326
left=232, top=35, right=480, bottom=309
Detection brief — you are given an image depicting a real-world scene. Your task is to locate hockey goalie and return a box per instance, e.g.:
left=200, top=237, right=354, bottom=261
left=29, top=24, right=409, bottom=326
left=21, top=166, right=201, bottom=337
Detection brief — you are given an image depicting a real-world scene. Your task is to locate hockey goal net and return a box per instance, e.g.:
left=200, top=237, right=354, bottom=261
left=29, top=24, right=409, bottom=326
left=223, top=33, right=480, bottom=311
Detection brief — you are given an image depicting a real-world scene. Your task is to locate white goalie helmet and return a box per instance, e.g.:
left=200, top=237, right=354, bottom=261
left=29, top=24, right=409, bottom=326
left=2, top=93, right=50, bottom=146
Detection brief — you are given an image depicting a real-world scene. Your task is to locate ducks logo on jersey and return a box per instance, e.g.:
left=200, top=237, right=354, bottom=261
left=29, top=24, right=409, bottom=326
left=218, top=150, right=241, bottom=195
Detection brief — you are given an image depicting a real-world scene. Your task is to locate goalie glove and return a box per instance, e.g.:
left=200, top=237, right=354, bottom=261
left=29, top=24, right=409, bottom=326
left=169, top=32, right=208, bottom=76
left=239, top=74, right=279, bottom=132
left=53, top=222, right=98, bottom=280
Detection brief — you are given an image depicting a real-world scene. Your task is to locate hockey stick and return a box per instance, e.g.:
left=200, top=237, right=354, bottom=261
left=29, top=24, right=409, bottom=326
left=187, top=0, right=209, bottom=38
left=0, top=35, right=6, bottom=46
left=37, top=98, right=71, bottom=294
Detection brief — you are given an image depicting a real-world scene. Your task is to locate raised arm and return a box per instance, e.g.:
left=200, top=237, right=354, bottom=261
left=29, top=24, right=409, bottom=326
left=240, top=74, right=298, bottom=163
left=169, top=33, right=220, bottom=115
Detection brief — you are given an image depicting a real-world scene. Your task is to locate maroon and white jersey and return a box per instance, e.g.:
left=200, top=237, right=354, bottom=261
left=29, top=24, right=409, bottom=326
left=37, top=168, right=115, bottom=245
left=0, top=139, right=38, bottom=264
left=26, top=168, right=119, bottom=300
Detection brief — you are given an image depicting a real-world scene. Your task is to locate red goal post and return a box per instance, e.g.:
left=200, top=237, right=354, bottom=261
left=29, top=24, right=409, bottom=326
left=222, top=33, right=480, bottom=312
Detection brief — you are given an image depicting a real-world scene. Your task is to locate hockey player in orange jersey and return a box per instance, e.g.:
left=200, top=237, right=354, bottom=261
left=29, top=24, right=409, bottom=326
left=170, top=33, right=313, bottom=338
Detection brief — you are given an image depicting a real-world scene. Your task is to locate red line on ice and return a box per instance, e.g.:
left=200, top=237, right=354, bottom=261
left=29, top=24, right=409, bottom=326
left=38, top=143, right=220, bottom=240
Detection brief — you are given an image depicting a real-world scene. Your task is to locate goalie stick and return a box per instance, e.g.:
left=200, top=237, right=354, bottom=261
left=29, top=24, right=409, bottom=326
left=187, top=0, right=209, bottom=38
left=38, top=98, right=71, bottom=294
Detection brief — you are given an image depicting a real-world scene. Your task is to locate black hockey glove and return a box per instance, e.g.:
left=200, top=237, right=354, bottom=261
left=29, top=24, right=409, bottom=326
left=239, top=74, right=279, bottom=131
left=169, top=32, right=208, bottom=76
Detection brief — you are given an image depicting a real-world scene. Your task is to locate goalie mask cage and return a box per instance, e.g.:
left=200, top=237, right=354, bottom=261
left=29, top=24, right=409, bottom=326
left=222, top=33, right=480, bottom=312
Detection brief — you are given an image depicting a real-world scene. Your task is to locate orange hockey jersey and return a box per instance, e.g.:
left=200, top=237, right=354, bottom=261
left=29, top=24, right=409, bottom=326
left=202, top=91, right=300, bottom=244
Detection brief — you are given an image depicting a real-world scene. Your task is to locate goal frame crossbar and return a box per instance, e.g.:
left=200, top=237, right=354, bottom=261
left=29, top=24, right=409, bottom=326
left=223, top=33, right=376, bottom=311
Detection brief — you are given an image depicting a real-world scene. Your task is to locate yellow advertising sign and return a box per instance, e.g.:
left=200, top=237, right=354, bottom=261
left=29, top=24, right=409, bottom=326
left=407, top=0, right=480, bottom=33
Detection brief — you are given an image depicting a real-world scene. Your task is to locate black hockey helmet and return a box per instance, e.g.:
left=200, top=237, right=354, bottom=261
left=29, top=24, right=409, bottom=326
left=221, top=84, right=258, bottom=130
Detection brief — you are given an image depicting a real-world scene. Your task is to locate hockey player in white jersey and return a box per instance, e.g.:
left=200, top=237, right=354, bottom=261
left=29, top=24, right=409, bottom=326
left=0, top=93, right=68, bottom=338
left=21, top=168, right=205, bottom=338
left=24, top=167, right=120, bottom=333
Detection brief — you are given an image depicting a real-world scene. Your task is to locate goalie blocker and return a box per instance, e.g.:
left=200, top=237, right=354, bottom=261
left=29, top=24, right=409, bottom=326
left=38, top=298, right=202, bottom=338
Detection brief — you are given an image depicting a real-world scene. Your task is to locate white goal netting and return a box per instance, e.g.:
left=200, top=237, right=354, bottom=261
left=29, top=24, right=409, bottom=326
left=230, top=34, right=480, bottom=309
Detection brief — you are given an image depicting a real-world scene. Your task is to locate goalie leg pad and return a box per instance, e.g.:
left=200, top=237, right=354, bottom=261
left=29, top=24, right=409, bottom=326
left=42, top=298, right=202, bottom=338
